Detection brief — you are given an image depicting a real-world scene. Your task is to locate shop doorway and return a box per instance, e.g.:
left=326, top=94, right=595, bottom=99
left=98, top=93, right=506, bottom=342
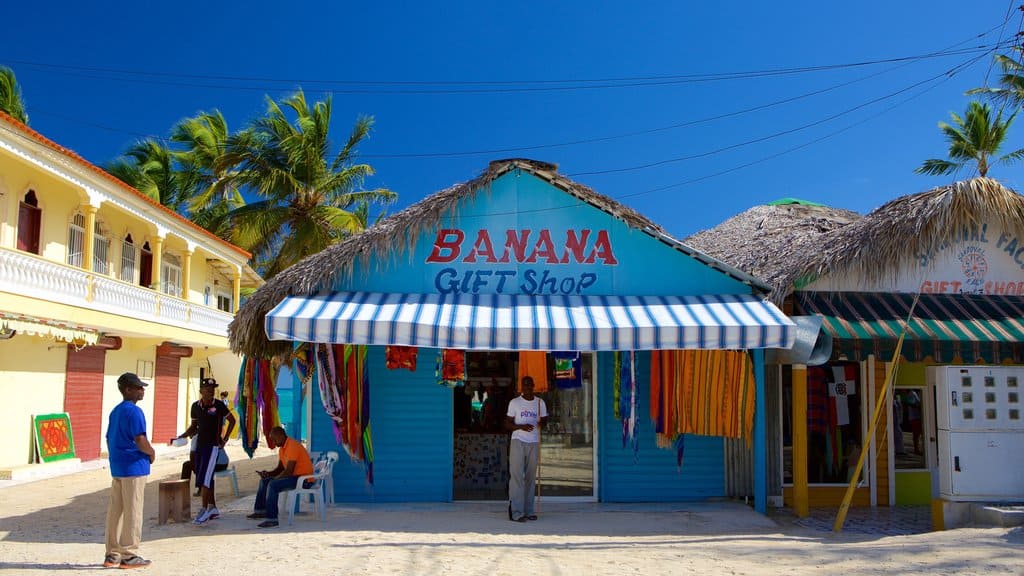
left=452, top=352, right=595, bottom=500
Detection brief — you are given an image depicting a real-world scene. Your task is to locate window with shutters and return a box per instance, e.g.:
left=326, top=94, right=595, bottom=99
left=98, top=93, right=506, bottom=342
left=67, top=213, right=85, bottom=268
left=120, top=235, right=137, bottom=283
left=161, top=253, right=182, bottom=298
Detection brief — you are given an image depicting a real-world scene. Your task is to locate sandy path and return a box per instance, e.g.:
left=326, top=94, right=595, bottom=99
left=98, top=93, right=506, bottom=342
left=1, top=443, right=1021, bottom=575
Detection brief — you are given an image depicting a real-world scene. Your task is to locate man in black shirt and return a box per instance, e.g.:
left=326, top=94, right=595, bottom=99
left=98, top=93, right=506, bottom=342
left=171, top=377, right=235, bottom=524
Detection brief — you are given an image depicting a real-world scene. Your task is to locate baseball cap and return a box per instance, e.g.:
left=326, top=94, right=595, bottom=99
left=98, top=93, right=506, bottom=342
left=117, top=372, right=147, bottom=389
left=200, top=377, right=218, bottom=388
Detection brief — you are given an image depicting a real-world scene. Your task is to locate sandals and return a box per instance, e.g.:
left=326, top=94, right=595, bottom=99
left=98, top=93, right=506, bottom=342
left=119, top=556, right=152, bottom=568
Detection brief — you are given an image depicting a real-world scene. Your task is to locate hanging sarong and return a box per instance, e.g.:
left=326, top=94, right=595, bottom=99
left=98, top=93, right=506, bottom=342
left=436, top=349, right=466, bottom=387
left=257, top=359, right=282, bottom=449
left=517, top=351, right=549, bottom=392
left=650, top=350, right=757, bottom=448
left=552, top=351, right=581, bottom=389
left=385, top=345, right=418, bottom=371
left=237, top=355, right=260, bottom=458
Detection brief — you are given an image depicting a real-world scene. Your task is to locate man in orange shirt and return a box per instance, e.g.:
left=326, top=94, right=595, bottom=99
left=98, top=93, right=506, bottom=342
left=247, top=426, right=313, bottom=528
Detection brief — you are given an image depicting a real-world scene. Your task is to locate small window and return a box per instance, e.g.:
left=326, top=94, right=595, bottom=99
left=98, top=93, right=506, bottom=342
left=962, top=392, right=973, bottom=403
left=963, top=409, right=974, bottom=420
left=1009, top=392, right=1019, bottom=404
left=1010, top=409, right=1020, bottom=420
left=67, top=213, right=85, bottom=267
left=120, top=235, right=137, bottom=283
left=985, top=392, right=997, bottom=403
left=984, top=376, right=996, bottom=387
left=216, top=292, right=232, bottom=313
left=1008, top=377, right=1018, bottom=388
left=961, top=376, right=973, bottom=387
left=985, top=409, right=998, bottom=420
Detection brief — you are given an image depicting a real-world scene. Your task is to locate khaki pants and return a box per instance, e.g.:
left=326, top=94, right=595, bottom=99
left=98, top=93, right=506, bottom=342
left=105, top=476, right=147, bottom=559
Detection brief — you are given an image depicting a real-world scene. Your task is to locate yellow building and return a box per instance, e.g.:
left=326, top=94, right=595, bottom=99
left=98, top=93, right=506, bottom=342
left=0, top=111, right=260, bottom=474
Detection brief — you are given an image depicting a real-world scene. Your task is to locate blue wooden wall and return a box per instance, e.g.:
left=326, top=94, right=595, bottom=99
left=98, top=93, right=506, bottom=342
left=597, top=351, right=725, bottom=502
left=314, top=346, right=453, bottom=502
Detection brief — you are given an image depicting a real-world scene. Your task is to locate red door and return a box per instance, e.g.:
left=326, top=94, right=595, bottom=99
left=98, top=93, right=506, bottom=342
left=64, top=346, right=106, bottom=461
left=17, top=201, right=41, bottom=254
left=152, top=343, right=193, bottom=442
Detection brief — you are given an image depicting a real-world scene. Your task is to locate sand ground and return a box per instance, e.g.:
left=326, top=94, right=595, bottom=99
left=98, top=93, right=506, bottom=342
left=1, top=442, right=1021, bottom=575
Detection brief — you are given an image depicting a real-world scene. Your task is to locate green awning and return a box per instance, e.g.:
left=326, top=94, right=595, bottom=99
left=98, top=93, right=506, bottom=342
left=796, top=292, right=1024, bottom=363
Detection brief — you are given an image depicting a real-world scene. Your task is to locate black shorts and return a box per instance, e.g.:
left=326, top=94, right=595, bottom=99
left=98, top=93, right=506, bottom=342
left=194, top=445, right=221, bottom=489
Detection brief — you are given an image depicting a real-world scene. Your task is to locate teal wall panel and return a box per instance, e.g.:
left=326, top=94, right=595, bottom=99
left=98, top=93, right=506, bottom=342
left=313, top=346, right=453, bottom=502
left=597, top=351, right=726, bottom=502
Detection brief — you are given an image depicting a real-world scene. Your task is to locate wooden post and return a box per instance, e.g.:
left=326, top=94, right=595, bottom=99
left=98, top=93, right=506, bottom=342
left=792, top=363, right=809, bottom=518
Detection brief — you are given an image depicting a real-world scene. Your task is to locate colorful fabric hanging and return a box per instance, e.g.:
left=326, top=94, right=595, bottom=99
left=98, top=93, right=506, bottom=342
left=237, top=355, right=260, bottom=458
left=616, top=351, right=638, bottom=457
left=649, top=350, right=757, bottom=448
left=313, top=343, right=374, bottom=484
left=436, top=349, right=466, bottom=387
left=258, top=358, right=282, bottom=449
left=291, top=342, right=315, bottom=388
left=552, top=351, right=582, bottom=389
left=517, top=351, right=549, bottom=392
left=385, top=346, right=419, bottom=371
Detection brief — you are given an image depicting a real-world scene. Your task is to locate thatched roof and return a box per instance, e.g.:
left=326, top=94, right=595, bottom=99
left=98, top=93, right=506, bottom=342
left=230, top=159, right=676, bottom=358
left=778, top=177, right=1024, bottom=301
left=684, top=200, right=861, bottom=301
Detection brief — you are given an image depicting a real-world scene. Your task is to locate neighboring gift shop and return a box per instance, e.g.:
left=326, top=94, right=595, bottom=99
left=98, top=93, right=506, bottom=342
left=231, top=159, right=796, bottom=510
left=686, top=180, right=1024, bottom=515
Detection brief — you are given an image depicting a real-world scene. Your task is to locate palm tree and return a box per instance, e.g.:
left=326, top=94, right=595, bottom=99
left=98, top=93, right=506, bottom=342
left=216, top=90, right=396, bottom=278
left=968, top=48, right=1024, bottom=110
left=0, top=66, right=29, bottom=124
left=915, top=101, right=1024, bottom=177
left=106, top=139, right=197, bottom=211
left=171, top=110, right=244, bottom=236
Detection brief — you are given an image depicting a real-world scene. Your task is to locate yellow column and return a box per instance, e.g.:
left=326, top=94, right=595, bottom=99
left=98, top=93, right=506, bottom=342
left=792, top=363, right=809, bottom=518
left=232, top=269, right=241, bottom=313
left=82, top=205, right=97, bottom=271
left=150, top=236, right=163, bottom=290
left=181, top=249, right=193, bottom=302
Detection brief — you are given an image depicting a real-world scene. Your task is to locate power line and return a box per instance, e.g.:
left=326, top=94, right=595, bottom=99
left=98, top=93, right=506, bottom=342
left=2, top=42, right=1009, bottom=95
left=567, top=50, right=992, bottom=177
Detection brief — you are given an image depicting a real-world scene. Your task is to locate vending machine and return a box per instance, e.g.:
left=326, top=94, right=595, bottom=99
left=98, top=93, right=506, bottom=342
left=927, top=366, right=1024, bottom=501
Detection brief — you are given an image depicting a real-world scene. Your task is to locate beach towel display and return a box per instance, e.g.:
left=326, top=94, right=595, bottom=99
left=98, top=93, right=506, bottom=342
left=314, top=343, right=374, bottom=484
left=436, top=349, right=466, bottom=388
left=517, top=351, right=549, bottom=392
left=650, top=350, right=757, bottom=448
left=552, top=351, right=582, bottom=389
left=386, top=345, right=419, bottom=371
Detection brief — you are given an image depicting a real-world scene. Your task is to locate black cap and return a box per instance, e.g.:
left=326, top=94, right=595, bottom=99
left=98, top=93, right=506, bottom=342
left=200, top=377, right=218, bottom=388
left=117, top=372, right=147, bottom=389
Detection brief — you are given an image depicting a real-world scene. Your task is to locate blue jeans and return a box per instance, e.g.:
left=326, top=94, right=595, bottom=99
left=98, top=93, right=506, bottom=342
left=254, top=476, right=299, bottom=520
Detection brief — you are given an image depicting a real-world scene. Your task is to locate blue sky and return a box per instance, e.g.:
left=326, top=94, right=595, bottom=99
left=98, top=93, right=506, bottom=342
left=1, top=1, right=1021, bottom=240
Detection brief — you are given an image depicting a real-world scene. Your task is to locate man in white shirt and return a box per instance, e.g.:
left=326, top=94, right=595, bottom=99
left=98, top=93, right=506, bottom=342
left=505, top=376, right=547, bottom=522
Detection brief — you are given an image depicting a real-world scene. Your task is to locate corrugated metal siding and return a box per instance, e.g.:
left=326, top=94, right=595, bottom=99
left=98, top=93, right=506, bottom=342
left=64, top=345, right=105, bottom=461
left=314, top=346, right=453, bottom=502
left=152, top=354, right=180, bottom=442
left=598, top=351, right=726, bottom=502
left=724, top=438, right=752, bottom=499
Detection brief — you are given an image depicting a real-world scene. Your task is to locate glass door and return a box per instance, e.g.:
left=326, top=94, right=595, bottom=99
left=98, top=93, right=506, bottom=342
left=538, top=353, right=595, bottom=499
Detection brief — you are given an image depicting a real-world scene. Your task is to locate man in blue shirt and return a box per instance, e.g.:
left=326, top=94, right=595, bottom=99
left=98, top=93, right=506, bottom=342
left=103, top=372, right=155, bottom=569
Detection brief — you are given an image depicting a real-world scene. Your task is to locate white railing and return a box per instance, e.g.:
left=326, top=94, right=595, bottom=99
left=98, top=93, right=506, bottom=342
left=0, top=248, right=234, bottom=337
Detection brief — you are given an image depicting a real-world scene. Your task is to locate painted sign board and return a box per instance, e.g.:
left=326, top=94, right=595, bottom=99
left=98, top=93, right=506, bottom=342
left=33, top=412, right=76, bottom=462
left=807, top=223, right=1024, bottom=294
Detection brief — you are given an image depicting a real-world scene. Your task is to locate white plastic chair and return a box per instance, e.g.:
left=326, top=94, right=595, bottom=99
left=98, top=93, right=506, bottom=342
left=214, top=465, right=239, bottom=497
left=321, top=450, right=339, bottom=505
left=283, top=453, right=337, bottom=525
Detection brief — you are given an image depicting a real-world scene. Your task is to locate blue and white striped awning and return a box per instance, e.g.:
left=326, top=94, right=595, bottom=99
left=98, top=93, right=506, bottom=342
left=265, top=292, right=795, bottom=351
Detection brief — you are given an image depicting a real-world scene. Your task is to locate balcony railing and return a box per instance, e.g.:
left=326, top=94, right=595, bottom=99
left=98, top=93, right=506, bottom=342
left=0, top=247, right=234, bottom=337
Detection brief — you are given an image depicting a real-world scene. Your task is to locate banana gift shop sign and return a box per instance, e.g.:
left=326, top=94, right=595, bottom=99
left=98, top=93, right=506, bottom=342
left=425, top=228, right=618, bottom=295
